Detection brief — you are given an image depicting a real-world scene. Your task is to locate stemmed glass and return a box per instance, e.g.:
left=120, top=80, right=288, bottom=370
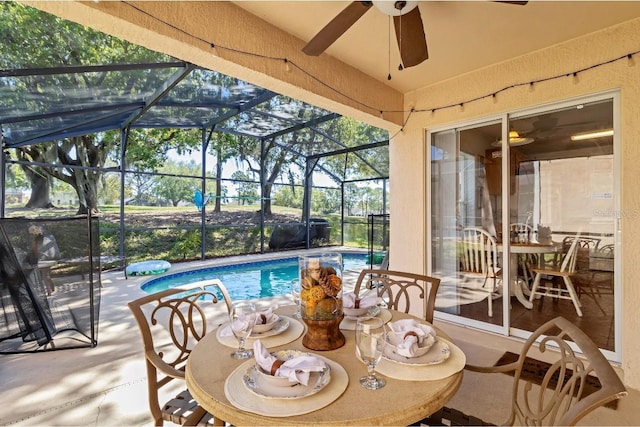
left=229, top=301, right=256, bottom=359
left=289, top=280, right=302, bottom=318
left=355, top=317, right=387, bottom=390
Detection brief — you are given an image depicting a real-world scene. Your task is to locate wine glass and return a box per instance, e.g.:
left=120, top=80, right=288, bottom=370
left=355, top=317, right=387, bottom=390
left=289, top=280, right=302, bottom=318
left=229, top=301, right=256, bottom=359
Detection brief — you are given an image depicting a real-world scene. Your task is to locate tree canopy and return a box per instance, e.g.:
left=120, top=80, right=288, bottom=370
left=1, top=1, right=389, bottom=218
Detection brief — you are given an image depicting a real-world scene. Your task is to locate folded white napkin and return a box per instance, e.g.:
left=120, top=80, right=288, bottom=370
left=254, top=306, right=278, bottom=325
left=388, top=319, right=436, bottom=358
left=253, top=340, right=326, bottom=386
left=219, top=311, right=255, bottom=337
left=343, top=292, right=381, bottom=309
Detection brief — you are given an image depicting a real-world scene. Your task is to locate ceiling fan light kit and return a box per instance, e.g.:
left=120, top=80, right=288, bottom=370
left=492, top=130, right=534, bottom=147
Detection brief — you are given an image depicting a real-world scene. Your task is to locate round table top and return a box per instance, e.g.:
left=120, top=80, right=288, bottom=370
left=186, top=306, right=464, bottom=426
left=500, top=242, right=558, bottom=254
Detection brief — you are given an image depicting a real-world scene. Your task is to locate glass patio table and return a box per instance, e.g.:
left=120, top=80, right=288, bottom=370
left=186, top=305, right=465, bottom=426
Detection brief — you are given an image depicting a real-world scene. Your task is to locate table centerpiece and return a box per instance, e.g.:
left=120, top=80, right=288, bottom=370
left=299, top=252, right=345, bottom=350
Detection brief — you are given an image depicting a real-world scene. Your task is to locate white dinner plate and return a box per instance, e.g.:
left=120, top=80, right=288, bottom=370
left=242, top=360, right=331, bottom=399
left=343, top=305, right=381, bottom=320
left=382, top=337, right=451, bottom=366
left=340, top=307, right=392, bottom=330
left=250, top=316, right=289, bottom=338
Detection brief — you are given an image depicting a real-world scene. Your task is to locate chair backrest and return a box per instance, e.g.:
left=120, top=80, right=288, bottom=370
left=128, top=279, right=231, bottom=425
left=460, top=227, right=500, bottom=277
left=510, top=223, right=532, bottom=232
left=597, top=243, right=614, bottom=256
left=562, top=235, right=600, bottom=272
left=353, top=269, right=440, bottom=323
left=505, top=316, right=627, bottom=426
left=510, top=222, right=532, bottom=242
left=557, top=233, right=603, bottom=273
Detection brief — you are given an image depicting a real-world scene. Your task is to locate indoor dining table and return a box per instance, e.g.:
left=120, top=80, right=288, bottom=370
left=186, top=305, right=465, bottom=426
left=498, top=242, right=558, bottom=309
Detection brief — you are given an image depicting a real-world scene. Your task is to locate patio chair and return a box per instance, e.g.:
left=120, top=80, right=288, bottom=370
left=128, top=280, right=232, bottom=426
left=459, top=227, right=502, bottom=317
left=353, top=269, right=440, bottom=323
left=417, top=316, right=627, bottom=426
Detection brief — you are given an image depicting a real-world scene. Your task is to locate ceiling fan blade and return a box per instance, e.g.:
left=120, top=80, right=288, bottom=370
left=494, top=1, right=528, bottom=5
left=393, top=7, right=428, bottom=68
left=302, top=1, right=373, bottom=56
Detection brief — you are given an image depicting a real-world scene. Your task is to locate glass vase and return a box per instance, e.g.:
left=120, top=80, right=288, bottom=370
left=299, top=252, right=345, bottom=350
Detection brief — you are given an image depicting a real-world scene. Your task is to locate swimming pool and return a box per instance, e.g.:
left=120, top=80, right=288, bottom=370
left=141, top=252, right=370, bottom=300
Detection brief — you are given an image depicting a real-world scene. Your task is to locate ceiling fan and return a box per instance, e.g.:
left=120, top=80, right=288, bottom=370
left=302, top=1, right=528, bottom=69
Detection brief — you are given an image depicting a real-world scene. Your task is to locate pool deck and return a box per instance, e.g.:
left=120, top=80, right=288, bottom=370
left=0, top=248, right=367, bottom=426
left=1, top=248, right=636, bottom=426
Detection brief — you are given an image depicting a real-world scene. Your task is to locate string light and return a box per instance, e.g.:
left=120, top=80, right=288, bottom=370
left=284, top=58, right=291, bottom=72
left=121, top=1, right=640, bottom=133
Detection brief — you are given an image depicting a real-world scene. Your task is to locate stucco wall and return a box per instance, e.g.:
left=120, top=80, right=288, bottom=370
left=392, top=17, right=640, bottom=388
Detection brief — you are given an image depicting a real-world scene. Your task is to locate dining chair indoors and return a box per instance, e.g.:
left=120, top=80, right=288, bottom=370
left=459, top=227, right=502, bottom=317
left=418, top=316, right=627, bottom=426
left=128, top=280, right=232, bottom=426
left=510, top=222, right=532, bottom=243
left=529, top=235, right=583, bottom=316
left=574, top=243, right=614, bottom=315
left=353, top=269, right=440, bottom=323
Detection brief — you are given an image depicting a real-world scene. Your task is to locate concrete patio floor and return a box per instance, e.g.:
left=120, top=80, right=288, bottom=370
left=1, top=251, right=637, bottom=426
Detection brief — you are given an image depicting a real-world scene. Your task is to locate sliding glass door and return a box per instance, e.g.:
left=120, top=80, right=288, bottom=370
left=429, top=94, right=618, bottom=354
left=430, top=119, right=505, bottom=331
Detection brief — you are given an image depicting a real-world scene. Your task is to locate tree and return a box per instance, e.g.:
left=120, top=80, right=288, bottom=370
left=126, top=166, right=157, bottom=206
left=208, top=131, right=240, bottom=212
left=272, top=182, right=304, bottom=209
left=236, top=129, right=301, bottom=216
left=154, top=160, right=201, bottom=207
left=1, top=2, right=172, bottom=213
left=311, top=187, right=341, bottom=215
left=231, top=171, right=259, bottom=205
left=316, top=117, right=389, bottom=182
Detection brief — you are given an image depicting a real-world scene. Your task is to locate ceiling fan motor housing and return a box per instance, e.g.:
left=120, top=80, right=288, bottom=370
left=372, top=1, right=419, bottom=16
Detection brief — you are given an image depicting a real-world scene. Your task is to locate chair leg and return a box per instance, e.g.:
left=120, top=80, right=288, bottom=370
left=529, top=273, right=541, bottom=303
left=563, top=277, right=583, bottom=317
left=482, top=276, right=493, bottom=317
left=488, top=292, right=493, bottom=317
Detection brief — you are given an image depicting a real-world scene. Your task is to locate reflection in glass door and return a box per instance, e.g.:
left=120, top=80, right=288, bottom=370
left=508, top=98, right=616, bottom=352
left=430, top=96, right=617, bottom=353
left=431, top=120, right=505, bottom=330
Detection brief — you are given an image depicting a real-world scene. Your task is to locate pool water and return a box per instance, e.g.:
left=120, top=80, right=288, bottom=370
left=141, top=253, right=370, bottom=300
